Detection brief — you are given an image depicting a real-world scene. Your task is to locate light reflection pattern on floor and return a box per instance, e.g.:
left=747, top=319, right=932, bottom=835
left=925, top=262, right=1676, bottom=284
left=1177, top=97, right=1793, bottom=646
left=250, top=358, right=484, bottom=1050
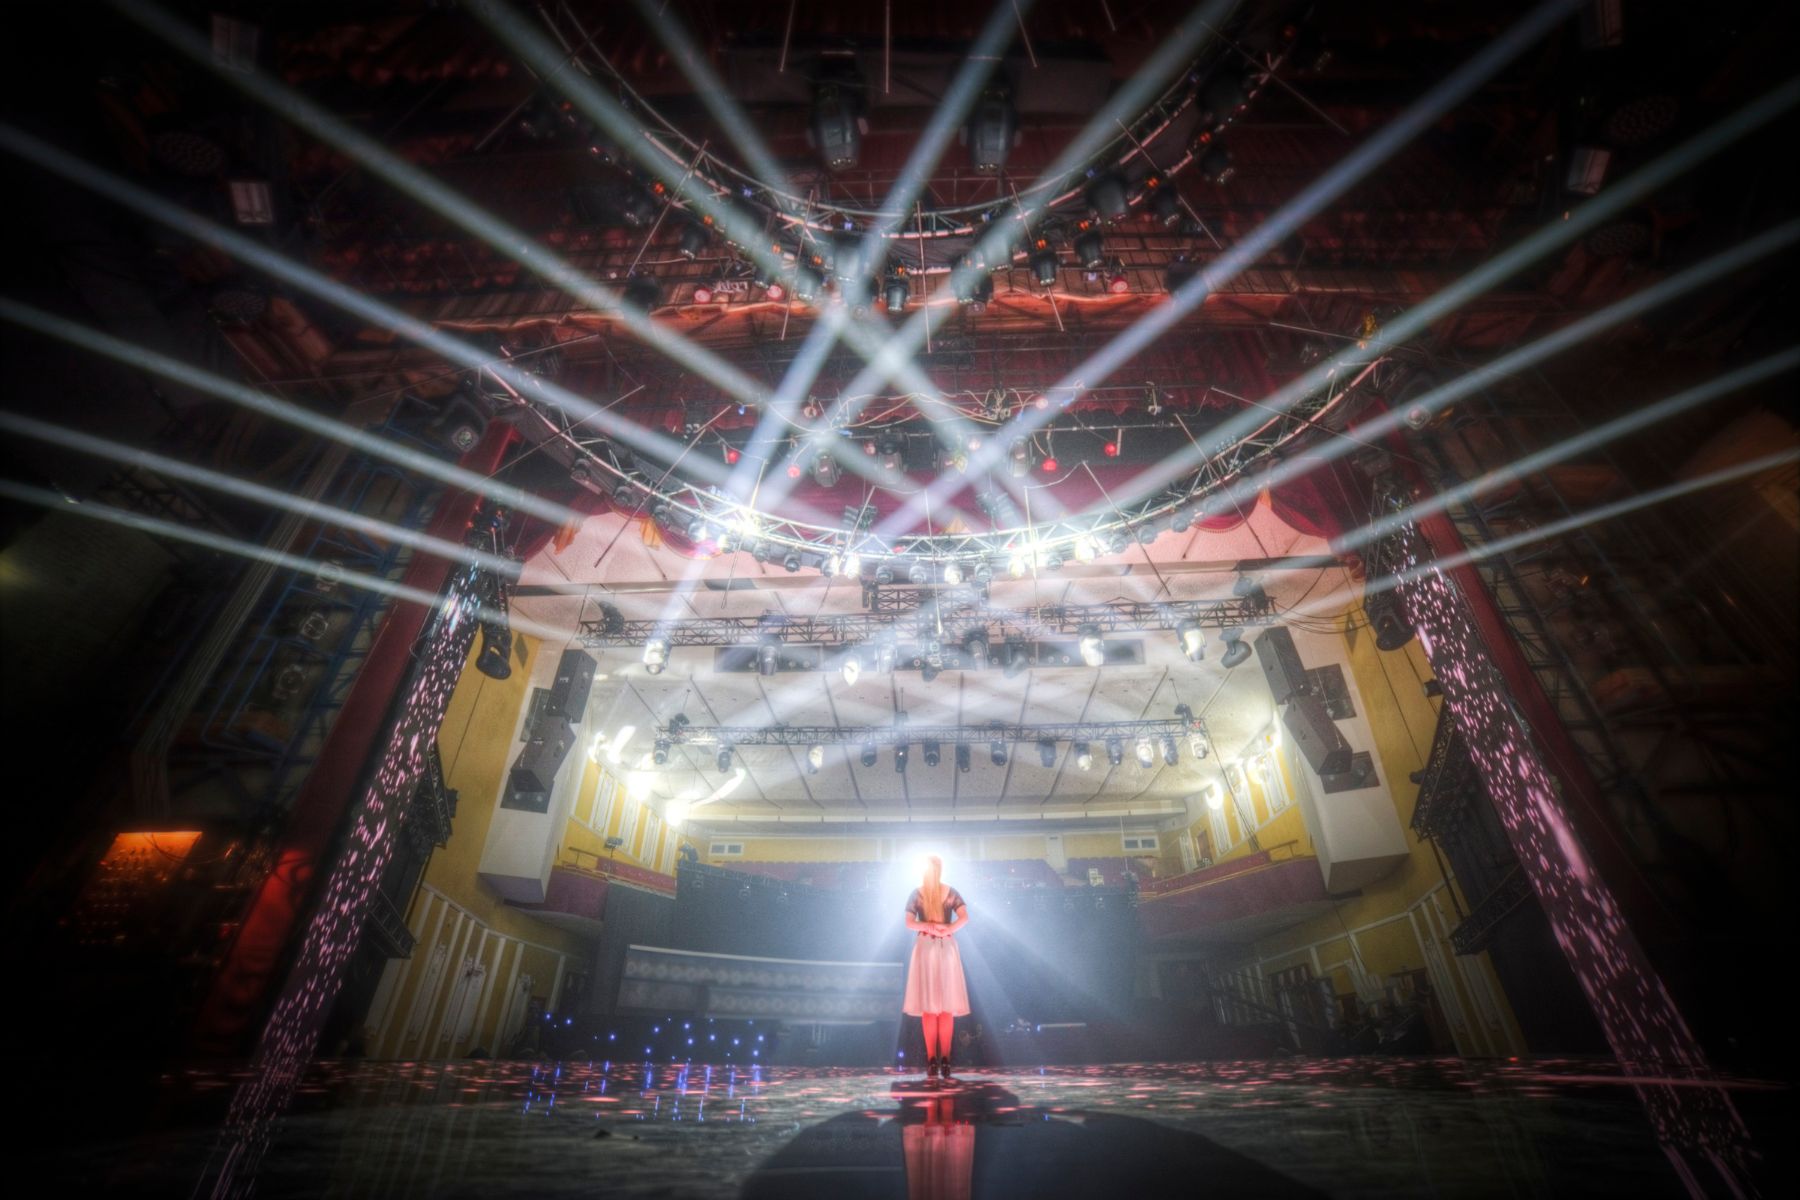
left=58, top=1056, right=1789, bottom=1198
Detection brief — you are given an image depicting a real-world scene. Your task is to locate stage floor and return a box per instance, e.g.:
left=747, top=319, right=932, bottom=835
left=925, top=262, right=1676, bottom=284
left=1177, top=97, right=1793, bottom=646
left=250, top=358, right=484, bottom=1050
left=53, top=1057, right=1791, bottom=1197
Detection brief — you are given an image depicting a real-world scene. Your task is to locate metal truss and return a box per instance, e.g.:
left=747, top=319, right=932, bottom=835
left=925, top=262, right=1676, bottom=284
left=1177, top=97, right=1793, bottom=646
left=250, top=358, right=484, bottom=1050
left=537, top=2, right=1280, bottom=234
left=578, top=595, right=1272, bottom=648
left=661, top=716, right=1210, bottom=748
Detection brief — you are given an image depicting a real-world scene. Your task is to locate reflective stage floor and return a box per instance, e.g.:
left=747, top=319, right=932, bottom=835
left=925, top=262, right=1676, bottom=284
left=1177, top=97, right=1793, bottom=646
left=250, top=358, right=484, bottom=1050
left=46, top=1057, right=1792, bottom=1197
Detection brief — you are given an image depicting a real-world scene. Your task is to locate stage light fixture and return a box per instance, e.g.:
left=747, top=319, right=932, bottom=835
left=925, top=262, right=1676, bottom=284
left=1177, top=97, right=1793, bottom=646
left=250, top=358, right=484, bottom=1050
left=1219, top=628, right=1252, bottom=669
left=842, top=551, right=863, bottom=577
left=879, top=440, right=903, bottom=472
left=943, top=562, right=963, bottom=586
left=1196, top=144, right=1235, bottom=186
left=811, top=78, right=865, bottom=171
left=972, top=562, right=994, bottom=585
left=884, top=272, right=910, bottom=312
left=1106, top=271, right=1130, bottom=294
left=965, top=82, right=1017, bottom=174
left=1010, top=440, right=1030, bottom=478
left=894, top=743, right=909, bottom=773
left=921, top=657, right=941, bottom=683
left=1037, top=738, right=1057, bottom=769
left=1233, top=575, right=1271, bottom=610
left=908, top=562, right=930, bottom=585
left=1161, top=736, right=1179, bottom=767
left=807, top=744, right=824, bottom=773
left=1106, top=737, right=1124, bottom=766
left=1177, top=620, right=1205, bottom=662
left=782, top=552, right=802, bottom=573
left=475, top=621, right=513, bottom=680
left=962, top=630, right=989, bottom=668
left=875, top=564, right=896, bottom=586
left=653, top=738, right=671, bottom=766
left=716, top=746, right=735, bottom=773
left=642, top=634, right=670, bottom=675
left=923, top=741, right=942, bottom=767
left=861, top=741, right=878, bottom=769
left=841, top=649, right=864, bottom=686
left=1149, top=184, right=1183, bottom=226
left=1073, top=227, right=1105, bottom=269
left=677, top=221, right=710, bottom=260
left=956, top=743, right=971, bottom=773
left=1190, top=732, right=1210, bottom=760
left=875, top=642, right=898, bottom=674
left=1003, top=640, right=1029, bottom=678
left=1086, top=173, right=1128, bottom=222
left=1135, top=737, right=1156, bottom=768
left=1040, top=454, right=1059, bottom=474
left=623, top=274, right=661, bottom=310
left=757, top=637, right=779, bottom=676
left=1103, top=438, right=1120, bottom=458
left=1078, top=625, right=1106, bottom=667
left=793, top=263, right=824, bottom=302
left=990, top=738, right=1008, bottom=767
left=1029, top=237, right=1059, bottom=286
left=1074, top=742, right=1094, bottom=771
left=811, top=454, right=840, bottom=488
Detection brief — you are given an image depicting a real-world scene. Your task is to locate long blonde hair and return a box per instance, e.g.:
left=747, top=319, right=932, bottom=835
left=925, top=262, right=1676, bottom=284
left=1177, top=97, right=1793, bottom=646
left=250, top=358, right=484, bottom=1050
left=919, top=855, right=947, bottom=922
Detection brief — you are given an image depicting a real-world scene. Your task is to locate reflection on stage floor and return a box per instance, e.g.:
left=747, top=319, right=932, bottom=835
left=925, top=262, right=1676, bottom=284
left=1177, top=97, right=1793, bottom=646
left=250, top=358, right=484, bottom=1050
left=50, top=1057, right=1789, bottom=1197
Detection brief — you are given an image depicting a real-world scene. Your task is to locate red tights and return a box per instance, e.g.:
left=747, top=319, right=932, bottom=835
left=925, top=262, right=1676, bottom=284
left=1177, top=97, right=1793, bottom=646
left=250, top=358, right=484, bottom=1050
left=921, top=1011, right=956, bottom=1058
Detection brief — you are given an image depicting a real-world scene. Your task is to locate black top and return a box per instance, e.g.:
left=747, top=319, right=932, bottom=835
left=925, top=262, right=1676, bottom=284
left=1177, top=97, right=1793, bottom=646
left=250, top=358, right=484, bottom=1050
left=905, top=886, right=966, bottom=922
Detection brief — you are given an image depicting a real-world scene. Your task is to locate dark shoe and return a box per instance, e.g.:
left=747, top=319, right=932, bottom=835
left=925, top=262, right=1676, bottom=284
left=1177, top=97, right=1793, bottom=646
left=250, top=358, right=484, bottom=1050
left=925, top=1056, right=940, bottom=1082
left=939, top=1057, right=956, bottom=1083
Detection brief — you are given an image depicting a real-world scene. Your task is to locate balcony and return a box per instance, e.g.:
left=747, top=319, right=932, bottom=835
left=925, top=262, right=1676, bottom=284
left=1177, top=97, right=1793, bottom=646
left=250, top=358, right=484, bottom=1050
left=1137, top=845, right=1334, bottom=944
left=505, top=855, right=678, bottom=939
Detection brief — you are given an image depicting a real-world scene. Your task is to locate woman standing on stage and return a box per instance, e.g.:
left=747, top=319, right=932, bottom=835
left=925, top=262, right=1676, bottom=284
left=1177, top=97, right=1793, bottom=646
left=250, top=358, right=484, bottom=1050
left=903, top=855, right=971, bottom=1082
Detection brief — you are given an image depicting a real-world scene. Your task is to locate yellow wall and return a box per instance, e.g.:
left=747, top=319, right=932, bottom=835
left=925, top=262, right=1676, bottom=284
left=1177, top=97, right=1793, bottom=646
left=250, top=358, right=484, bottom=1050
left=558, top=758, right=691, bottom=875
left=1217, top=610, right=1526, bottom=1055
left=363, top=634, right=592, bottom=1059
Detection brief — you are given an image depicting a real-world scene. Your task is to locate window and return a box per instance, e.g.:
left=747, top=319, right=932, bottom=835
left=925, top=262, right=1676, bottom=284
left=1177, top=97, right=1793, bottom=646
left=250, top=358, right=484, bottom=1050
left=1122, top=834, right=1158, bottom=853
left=709, top=841, right=744, bottom=857
left=1209, top=804, right=1231, bottom=856
left=1264, top=752, right=1294, bottom=816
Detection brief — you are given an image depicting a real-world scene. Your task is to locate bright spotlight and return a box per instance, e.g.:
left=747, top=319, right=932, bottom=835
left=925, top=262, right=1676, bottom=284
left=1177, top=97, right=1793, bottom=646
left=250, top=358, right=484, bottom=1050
left=643, top=634, right=670, bottom=675
left=806, top=744, right=824, bottom=774
left=1078, top=624, right=1106, bottom=667
left=1074, top=741, right=1094, bottom=771
left=666, top=800, right=688, bottom=827
left=1177, top=620, right=1205, bottom=662
left=1134, top=737, right=1155, bottom=768
left=841, top=650, right=864, bottom=685
left=1204, top=781, right=1225, bottom=811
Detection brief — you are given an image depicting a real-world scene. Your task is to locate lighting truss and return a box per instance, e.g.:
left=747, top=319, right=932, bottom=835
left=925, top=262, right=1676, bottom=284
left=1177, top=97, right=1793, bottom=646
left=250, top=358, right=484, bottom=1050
left=535, top=4, right=1283, bottom=236
left=577, top=596, right=1273, bottom=649
left=660, top=717, right=1209, bottom=749
left=520, top=359, right=1361, bottom=576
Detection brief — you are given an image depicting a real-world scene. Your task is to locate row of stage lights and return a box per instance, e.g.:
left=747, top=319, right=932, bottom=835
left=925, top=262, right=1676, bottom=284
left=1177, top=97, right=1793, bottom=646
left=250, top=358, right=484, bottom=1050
left=555, top=33, right=1285, bottom=317
left=638, top=582, right=1263, bottom=680
left=651, top=711, right=1214, bottom=777
left=640, top=621, right=1254, bottom=681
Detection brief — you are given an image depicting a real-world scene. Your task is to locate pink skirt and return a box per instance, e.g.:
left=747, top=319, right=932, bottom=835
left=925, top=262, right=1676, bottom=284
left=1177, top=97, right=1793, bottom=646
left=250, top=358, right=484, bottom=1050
left=902, top=934, right=970, bottom=1016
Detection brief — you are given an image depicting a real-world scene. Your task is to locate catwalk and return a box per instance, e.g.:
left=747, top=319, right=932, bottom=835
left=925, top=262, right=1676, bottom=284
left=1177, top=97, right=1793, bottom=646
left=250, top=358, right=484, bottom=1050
left=44, top=1056, right=1788, bottom=1197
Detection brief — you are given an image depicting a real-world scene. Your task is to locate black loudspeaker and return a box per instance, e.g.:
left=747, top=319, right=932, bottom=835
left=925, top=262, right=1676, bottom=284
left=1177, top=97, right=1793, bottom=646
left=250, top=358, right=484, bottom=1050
left=1282, top=693, right=1353, bottom=776
left=1364, top=589, right=1416, bottom=652
left=510, top=717, right=575, bottom=794
left=1254, top=627, right=1310, bottom=704
left=547, top=648, right=597, bottom=723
